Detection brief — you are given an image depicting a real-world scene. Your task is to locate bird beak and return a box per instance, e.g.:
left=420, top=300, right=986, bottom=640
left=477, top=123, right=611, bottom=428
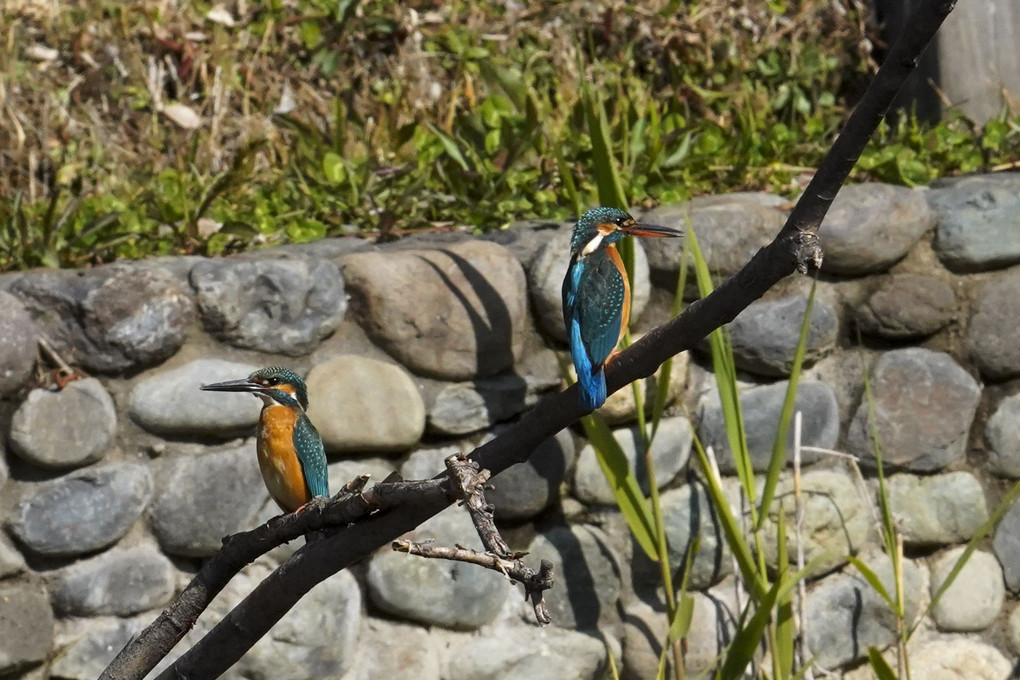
left=619, top=221, right=684, bottom=238
left=200, top=378, right=264, bottom=394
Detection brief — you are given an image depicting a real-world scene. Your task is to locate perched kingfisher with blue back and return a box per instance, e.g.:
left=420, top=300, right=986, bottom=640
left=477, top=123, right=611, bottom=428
left=563, top=207, right=683, bottom=410
left=201, top=367, right=329, bottom=514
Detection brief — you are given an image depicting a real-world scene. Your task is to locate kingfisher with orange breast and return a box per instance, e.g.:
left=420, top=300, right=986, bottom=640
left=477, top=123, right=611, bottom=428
left=201, top=367, right=329, bottom=514
left=563, top=207, right=683, bottom=410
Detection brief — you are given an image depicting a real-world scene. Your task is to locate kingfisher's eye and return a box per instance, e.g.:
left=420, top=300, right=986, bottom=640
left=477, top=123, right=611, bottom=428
left=616, top=215, right=629, bottom=226
left=266, top=377, right=280, bottom=386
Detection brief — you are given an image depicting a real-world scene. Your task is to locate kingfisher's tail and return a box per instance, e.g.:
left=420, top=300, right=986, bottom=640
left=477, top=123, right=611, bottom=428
left=577, top=366, right=607, bottom=410
left=568, top=317, right=608, bottom=410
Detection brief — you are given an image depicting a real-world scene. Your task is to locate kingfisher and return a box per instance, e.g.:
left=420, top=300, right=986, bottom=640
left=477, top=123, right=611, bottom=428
left=201, top=367, right=329, bottom=514
left=562, top=206, right=683, bottom=410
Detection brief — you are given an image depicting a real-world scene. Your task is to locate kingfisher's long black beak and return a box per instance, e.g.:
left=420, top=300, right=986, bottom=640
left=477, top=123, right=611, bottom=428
left=619, top=221, right=684, bottom=238
left=201, top=378, right=264, bottom=394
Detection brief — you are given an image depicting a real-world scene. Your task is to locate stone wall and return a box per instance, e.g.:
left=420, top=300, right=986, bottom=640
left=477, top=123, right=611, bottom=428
left=0, top=173, right=1019, bottom=679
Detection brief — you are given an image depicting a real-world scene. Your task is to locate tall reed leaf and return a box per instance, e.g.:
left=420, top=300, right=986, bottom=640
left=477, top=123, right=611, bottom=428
left=863, top=374, right=897, bottom=554
left=658, top=537, right=701, bottom=679
left=915, top=478, right=1020, bottom=635
left=756, top=280, right=818, bottom=528
left=423, top=122, right=470, bottom=172
left=554, top=146, right=584, bottom=218
left=847, top=556, right=896, bottom=610
left=580, top=412, right=659, bottom=559
left=688, top=229, right=757, bottom=515
left=718, top=579, right=781, bottom=680
left=867, top=648, right=899, bottom=680
left=666, top=539, right=700, bottom=644
left=774, top=506, right=795, bottom=680
left=691, top=436, right=767, bottom=600
left=581, top=83, right=628, bottom=210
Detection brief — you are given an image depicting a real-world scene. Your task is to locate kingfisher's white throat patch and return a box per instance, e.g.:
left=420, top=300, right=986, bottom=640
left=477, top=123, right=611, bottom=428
left=581, top=233, right=604, bottom=257
left=581, top=221, right=626, bottom=258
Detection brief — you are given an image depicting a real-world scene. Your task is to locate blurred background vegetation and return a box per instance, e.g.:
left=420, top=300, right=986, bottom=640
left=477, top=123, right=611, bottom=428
left=1, top=0, right=1018, bottom=270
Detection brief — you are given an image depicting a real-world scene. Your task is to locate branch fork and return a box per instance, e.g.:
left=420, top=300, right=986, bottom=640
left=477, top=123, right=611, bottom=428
left=393, top=454, right=555, bottom=625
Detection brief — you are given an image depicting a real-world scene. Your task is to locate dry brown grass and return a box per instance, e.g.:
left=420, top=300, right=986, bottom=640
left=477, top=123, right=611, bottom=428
left=1, top=1, right=883, bottom=268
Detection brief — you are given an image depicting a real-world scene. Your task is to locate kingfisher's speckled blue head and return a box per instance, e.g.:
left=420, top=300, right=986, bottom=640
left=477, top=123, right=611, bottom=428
left=201, top=366, right=309, bottom=410
left=568, top=207, right=683, bottom=257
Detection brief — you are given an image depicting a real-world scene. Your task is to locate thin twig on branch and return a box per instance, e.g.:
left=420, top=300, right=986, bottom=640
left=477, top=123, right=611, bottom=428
left=101, top=2, right=956, bottom=678
left=446, top=453, right=512, bottom=555
left=394, top=454, right=555, bottom=624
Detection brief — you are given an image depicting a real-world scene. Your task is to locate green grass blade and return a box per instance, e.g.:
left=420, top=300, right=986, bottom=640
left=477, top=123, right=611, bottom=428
left=661, top=131, right=694, bottom=169
left=628, top=112, right=648, bottom=175
left=692, top=435, right=766, bottom=601
left=668, top=593, right=696, bottom=645
left=666, top=535, right=701, bottom=643
left=867, top=647, right=899, bottom=680
left=688, top=229, right=757, bottom=512
left=862, top=368, right=897, bottom=554
left=915, top=478, right=1020, bottom=636
left=757, top=280, right=817, bottom=528
left=773, top=504, right=795, bottom=680
left=39, top=182, right=63, bottom=247
left=424, top=122, right=471, bottom=172
left=477, top=61, right=528, bottom=111
left=719, top=579, right=781, bottom=680
left=658, top=588, right=696, bottom=679
left=776, top=553, right=830, bottom=603
left=656, top=649, right=669, bottom=680
left=581, top=83, right=628, bottom=209
left=847, top=556, right=895, bottom=610
left=580, top=411, right=658, bottom=559
left=555, top=146, right=583, bottom=218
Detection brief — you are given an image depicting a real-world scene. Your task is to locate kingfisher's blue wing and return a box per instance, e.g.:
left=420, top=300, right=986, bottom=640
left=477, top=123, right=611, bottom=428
left=293, top=415, right=329, bottom=499
left=562, top=252, right=625, bottom=410
left=574, top=252, right=626, bottom=368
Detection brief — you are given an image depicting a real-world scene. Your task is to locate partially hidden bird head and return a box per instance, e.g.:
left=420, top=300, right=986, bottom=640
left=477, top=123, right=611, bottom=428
left=569, top=206, right=683, bottom=258
left=201, top=366, right=309, bottom=410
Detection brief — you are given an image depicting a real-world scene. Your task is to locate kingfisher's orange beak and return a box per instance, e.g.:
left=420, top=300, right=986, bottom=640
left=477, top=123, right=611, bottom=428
left=619, top=221, right=683, bottom=238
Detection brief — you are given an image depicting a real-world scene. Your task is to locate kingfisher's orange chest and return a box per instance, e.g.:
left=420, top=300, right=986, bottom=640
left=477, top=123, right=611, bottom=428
left=256, top=405, right=311, bottom=513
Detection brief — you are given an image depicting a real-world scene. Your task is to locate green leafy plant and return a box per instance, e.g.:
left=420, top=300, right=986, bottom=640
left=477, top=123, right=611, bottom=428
left=6, top=0, right=1016, bottom=271
left=0, top=183, right=127, bottom=270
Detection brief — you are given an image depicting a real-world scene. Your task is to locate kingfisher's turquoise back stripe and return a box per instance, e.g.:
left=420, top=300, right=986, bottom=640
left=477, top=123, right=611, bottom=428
left=294, top=414, right=328, bottom=499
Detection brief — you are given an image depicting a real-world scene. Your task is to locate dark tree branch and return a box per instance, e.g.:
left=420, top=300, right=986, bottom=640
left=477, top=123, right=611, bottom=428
left=102, top=2, right=955, bottom=678
left=99, top=474, right=451, bottom=680
left=392, top=454, right=555, bottom=624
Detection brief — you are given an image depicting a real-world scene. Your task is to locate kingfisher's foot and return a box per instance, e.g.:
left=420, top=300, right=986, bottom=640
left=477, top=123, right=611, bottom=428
left=295, top=496, right=329, bottom=515
left=604, top=349, right=623, bottom=365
